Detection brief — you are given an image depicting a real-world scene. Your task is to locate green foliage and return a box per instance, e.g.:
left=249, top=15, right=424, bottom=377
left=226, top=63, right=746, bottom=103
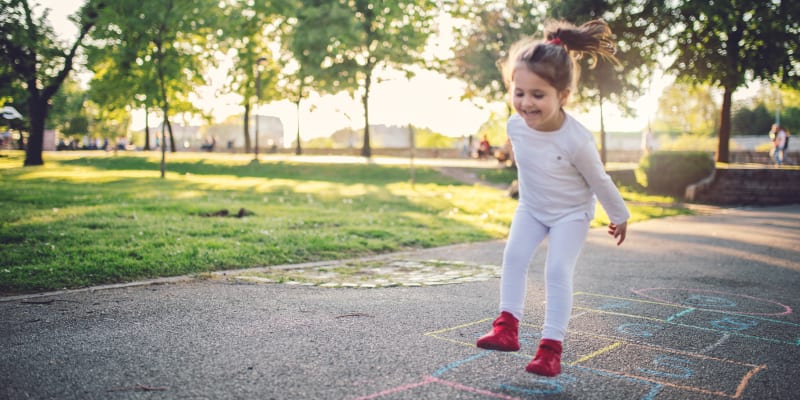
left=782, top=107, right=800, bottom=136
left=287, top=0, right=438, bottom=156
left=669, top=1, right=800, bottom=90
left=88, top=0, right=222, bottom=151
left=217, top=0, right=288, bottom=105
left=413, top=126, right=458, bottom=148
left=636, top=151, right=715, bottom=197
left=474, top=112, right=507, bottom=148
left=656, top=134, right=737, bottom=152
left=47, top=78, right=88, bottom=134
left=0, top=0, right=105, bottom=166
left=653, top=82, right=719, bottom=136
left=441, top=1, right=543, bottom=105
left=731, top=103, right=774, bottom=136
left=548, top=0, right=666, bottom=117
left=444, top=0, right=666, bottom=122
left=304, top=136, right=336, bottom=148
left=666, top=0, right=800, bottom=162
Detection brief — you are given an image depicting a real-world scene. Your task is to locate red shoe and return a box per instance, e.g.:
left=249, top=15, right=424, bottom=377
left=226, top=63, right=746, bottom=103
left=476, top=311, right=520, bottom=351
left=525, top=339, right=562, bottom=377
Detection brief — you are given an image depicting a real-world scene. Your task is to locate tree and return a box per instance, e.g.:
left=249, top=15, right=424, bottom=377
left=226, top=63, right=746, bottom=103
left=441, top=1, right=544, bottom=109
left=292, top=0, right=438, bottom=158
left=47, top=77, right=89, bottom=138
left=0, top=0, right=105, bottom=166
left=217, top=0, right=288, bottom=154
left=653, top=82, right=718, bottom=136
left=731, top=102, right=772, bottom=136
left=282, top=0, right=333, bottom=156
left=85, top=99, right=131, bottom=145
left=548, top=0, right=667, bottom=164
left=87, top=41, right=160, bottom=149
left=89, top=0, right=221, bottom=176
left=666, top=0, right=800, bottom=162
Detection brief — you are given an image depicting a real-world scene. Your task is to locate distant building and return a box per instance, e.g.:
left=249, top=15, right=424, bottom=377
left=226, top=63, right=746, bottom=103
left=144, top=115, right=284, bottom=151
left=369, top=124, right=412, bottom=148
left=325, top=124, right=412, bottom=148
left=250, top=115, right=284, bottom=149
left=146, top=123, right=200, bottom=150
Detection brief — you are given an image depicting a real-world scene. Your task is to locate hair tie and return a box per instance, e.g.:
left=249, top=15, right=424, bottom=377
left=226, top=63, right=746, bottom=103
left=548, top=38, right=562, bottom=46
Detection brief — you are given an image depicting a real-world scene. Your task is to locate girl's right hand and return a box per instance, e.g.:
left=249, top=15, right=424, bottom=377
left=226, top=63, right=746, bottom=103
left=608, top=221, right=627, bottom=246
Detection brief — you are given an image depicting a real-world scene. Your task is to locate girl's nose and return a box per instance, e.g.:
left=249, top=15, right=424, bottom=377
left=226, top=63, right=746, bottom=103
left=521, top=95, right=534, bottom=108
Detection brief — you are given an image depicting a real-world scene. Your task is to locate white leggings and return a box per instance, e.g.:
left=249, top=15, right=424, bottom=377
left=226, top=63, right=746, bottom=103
left=499, top=207, right=589, bottom=341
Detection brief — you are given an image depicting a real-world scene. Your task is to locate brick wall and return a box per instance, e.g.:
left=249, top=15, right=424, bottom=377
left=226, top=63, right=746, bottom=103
left=729, top=151, right=799, bottom=165
left=686, top=168, right=800, bottom=206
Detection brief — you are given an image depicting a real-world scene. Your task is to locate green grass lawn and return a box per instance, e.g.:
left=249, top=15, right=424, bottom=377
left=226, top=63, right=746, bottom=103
left=0, top=151, right=690, bottom=294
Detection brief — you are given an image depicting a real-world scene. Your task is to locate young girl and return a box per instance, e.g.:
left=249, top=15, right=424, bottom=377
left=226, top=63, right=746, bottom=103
left=476, top=19, right=630, bottom=377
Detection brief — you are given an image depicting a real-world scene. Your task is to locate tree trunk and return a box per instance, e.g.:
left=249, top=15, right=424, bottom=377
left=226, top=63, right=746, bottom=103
left=361, top=71, right=372, bottom=158
left=295, top=99, right=302, bottom=155
left=144, top=107, right=151, bottom=150
left=243, top=103, right=251, bottom=153
left=166, top=117, right=175, bottom=152
left=160, top=115, right=167, bottom=178
left=24, top=97, right=47, bottom=166
left=716, top=87, right=732, bottom=163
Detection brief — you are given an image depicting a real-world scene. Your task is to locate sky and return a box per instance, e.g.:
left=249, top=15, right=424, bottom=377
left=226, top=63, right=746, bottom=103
left=39, top=0, right=668, bottom=145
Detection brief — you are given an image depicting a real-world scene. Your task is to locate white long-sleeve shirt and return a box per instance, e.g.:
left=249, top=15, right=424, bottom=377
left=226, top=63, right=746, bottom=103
left=507, top=113, right=630, bottom=226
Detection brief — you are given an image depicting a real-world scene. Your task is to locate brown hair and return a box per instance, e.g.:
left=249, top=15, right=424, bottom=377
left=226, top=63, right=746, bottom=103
left=500, top=19, right=619, bottom=93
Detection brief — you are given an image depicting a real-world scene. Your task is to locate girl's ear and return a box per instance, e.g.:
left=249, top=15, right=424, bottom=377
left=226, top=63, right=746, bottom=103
left=559, top=89, right=571, bottom=107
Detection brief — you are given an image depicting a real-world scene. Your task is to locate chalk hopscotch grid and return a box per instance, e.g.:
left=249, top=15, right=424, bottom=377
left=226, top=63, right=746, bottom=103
left=357, top=291, right=783, bottom=399
left=354, top=350, right=665, bottom=400
left=426, top=322, right=764, bottom=399
left=574, top=292, right=800, bottom=346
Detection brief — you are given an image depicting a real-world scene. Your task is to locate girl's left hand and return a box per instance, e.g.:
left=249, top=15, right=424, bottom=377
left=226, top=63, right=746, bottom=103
left=608, top=221, right=627, bottom=246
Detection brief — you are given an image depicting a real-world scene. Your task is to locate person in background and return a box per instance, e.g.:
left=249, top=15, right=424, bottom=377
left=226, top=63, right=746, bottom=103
left=475, top=19, right=630, bottom=378
left=477, top=135, right=491, bottom=159
left=641, top=127, right=657, bottom=156
left=770, top=124, right=788, bottom=165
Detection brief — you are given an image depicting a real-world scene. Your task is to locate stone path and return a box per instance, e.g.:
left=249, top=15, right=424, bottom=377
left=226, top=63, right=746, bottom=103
left=228, top=258, right=503, bottom=289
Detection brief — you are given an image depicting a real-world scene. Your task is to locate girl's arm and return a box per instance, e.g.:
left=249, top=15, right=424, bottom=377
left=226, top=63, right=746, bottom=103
left=571, top=140, right=630, bottom=227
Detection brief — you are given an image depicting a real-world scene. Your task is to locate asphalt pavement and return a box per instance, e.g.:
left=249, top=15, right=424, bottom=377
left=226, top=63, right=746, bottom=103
left=1, top=204, right=799, bottom=400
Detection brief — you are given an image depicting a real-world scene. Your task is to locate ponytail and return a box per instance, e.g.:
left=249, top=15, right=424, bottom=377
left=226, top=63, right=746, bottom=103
left=545, top=19, right=619, bottom=68
left=501, top=19, right=618, bottom=93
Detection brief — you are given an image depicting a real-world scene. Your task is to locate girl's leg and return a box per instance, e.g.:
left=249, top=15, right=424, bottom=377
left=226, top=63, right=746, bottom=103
left=499, top=207, right=548, bottom=320
left=477, top=207, right=546, bottom=352
left=541, top=217, right=590, bottom=341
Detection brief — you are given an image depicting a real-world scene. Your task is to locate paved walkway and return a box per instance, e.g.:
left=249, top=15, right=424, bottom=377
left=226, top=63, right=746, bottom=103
left=2, top=204, right=799, bottom=399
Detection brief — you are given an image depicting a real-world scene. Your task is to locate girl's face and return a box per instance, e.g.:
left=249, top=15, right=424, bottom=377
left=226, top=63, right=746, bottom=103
left=511, top=67, right=569, bottom=132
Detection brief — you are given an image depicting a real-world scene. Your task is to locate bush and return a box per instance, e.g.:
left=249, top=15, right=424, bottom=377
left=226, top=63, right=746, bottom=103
left=636, top=151, right=715, bottom=198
